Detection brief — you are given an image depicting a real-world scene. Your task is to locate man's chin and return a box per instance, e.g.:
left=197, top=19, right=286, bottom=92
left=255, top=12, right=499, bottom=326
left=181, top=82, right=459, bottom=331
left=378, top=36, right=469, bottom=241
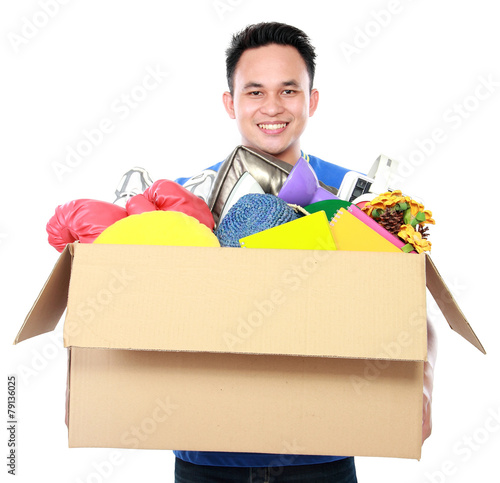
left=243, top=140, right=289, bottom=158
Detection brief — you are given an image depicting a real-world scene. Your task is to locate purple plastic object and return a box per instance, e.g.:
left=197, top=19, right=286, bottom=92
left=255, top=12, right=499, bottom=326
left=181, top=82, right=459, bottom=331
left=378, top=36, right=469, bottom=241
left=278, top=157, right=339, bottom=205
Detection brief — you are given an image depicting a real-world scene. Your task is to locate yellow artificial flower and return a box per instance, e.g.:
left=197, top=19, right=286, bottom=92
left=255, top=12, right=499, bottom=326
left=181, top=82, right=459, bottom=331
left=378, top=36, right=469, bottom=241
left=398, top=224, right=432, bottom=253
left=387, top=190, right=405, bottom=205
left=382, top=191, right=404, bottom=208
left=362, top=200, right=384, bottom=217
left=408, top=199, right=424, bottom=217
left=422, top=209, right=436, bottom=225
left=362, top=190, right=404, bottom=216
left=364, top=205, right=377, bottom=217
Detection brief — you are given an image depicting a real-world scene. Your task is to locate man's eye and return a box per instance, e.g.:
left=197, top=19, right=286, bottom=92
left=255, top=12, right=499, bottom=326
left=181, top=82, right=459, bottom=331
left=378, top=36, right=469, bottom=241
left=283, top=89, right=295, bottom=95
left=249, top=91, right=262, bottom=96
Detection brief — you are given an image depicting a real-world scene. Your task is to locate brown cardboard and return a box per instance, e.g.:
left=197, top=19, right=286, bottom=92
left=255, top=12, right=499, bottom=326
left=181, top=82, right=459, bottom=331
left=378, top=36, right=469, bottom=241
left=62, top=244, right=428, bottom=360
left=68, top=348, right=423, bottom=458
left=15, top=245, right=72, bottom=344
left=425, top=256, right=485, bottom=354
left=14, top=243, right=485, bottom=460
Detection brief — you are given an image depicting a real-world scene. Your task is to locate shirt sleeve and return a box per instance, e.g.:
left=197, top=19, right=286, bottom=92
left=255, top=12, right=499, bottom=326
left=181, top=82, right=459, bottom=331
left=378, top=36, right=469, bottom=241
left=174, top=161, right=224, bottom=203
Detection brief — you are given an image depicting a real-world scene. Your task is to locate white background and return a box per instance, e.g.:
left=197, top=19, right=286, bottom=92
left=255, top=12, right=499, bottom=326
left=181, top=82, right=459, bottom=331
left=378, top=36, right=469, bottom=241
left=1, top=1, right=499, bottom=482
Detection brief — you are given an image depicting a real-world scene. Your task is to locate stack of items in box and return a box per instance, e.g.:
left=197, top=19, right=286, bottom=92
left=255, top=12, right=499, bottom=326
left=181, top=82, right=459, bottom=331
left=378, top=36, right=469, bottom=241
left=215, top=155, right=435, bottom=255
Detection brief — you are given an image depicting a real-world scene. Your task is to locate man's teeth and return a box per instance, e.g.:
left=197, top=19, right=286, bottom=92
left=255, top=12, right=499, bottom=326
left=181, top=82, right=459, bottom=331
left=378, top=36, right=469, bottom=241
left=258, top=123, right=287, bottom=130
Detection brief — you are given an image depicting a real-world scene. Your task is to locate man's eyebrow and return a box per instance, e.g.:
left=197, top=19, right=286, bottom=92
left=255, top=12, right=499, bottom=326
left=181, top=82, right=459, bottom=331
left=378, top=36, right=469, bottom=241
left=282, top=80, right=300, bottom=87
left=241, top=80, right=302, bottom=91
left=242, top=82, right=264, bottom=90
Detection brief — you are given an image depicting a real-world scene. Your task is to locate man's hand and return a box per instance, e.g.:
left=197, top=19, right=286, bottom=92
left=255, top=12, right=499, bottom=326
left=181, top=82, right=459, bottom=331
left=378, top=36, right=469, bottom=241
left=423, top=318, right=438, bottom=443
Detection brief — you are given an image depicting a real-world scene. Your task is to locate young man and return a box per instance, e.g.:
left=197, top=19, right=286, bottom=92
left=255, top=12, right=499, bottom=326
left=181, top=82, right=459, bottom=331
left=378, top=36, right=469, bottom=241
left=174, top=22, right=351, bottom=201
left=174, top=22, right=436, bottom=483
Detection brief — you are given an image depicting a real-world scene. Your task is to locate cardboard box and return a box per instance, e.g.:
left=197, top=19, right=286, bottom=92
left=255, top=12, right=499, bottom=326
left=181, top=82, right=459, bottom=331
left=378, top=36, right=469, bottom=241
left=15, top=243, right=484, bottom=459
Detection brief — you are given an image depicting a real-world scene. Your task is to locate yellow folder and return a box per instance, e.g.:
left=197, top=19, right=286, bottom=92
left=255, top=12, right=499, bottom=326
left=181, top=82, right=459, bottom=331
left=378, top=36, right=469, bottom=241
left=239, top=211, right=337, bottom=250
left=329, top=208, right=402, bottom=252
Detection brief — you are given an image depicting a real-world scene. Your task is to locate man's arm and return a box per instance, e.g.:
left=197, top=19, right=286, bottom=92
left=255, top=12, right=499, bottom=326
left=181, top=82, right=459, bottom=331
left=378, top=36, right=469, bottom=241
left=423, top=318, right=438, bottom=443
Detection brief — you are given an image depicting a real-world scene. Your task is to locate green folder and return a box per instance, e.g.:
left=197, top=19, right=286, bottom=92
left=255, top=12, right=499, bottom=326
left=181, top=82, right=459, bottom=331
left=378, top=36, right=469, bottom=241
left=304, top=199, right=352, bottom=221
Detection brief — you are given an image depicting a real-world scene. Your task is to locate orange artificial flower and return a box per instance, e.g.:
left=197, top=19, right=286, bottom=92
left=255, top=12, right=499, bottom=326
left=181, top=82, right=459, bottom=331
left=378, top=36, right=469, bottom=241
left=398, top=224, right=432, bottom=253
left=408, top=199, right=425, bottom=217
left=422, top=209, right=436, bottom=225
left=362, top=191, right=404, bottom=216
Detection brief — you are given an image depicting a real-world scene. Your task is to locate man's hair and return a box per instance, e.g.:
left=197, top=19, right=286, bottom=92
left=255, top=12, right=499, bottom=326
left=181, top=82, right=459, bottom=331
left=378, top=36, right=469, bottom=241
left=226, top=22, right=316, bottom=95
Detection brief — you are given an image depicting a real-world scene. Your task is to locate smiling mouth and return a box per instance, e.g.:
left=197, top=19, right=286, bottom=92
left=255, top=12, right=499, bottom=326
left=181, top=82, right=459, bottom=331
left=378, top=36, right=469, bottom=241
left=257, top=122, right=289, bottom=132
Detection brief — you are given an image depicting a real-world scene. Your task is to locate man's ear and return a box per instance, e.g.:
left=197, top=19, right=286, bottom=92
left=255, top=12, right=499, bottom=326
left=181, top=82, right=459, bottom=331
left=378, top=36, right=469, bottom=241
left=222, top=91, right=236, bottom=119
left=309, top=88, right=319, bottom=117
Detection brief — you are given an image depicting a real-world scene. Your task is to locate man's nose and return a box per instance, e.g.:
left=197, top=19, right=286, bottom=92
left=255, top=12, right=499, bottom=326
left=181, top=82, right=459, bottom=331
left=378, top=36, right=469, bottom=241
left=260, top=94, right=285, bottom=116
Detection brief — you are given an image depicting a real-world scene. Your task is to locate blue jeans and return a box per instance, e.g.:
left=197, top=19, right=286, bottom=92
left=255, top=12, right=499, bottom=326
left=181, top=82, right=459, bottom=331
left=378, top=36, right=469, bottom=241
left=175, top=457, right=358, bottom=483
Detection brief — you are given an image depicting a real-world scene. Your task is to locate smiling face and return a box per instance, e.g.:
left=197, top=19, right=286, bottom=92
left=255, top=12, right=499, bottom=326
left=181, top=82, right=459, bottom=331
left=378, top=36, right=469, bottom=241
left=223, top=44, right=319, bottom=166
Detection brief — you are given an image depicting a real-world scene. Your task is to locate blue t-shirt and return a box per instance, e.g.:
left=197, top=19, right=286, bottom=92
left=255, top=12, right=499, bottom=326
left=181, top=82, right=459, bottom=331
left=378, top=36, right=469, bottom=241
left=175, top=153, right=350, bottom=205
left=174, top=153, right=351, bottom=467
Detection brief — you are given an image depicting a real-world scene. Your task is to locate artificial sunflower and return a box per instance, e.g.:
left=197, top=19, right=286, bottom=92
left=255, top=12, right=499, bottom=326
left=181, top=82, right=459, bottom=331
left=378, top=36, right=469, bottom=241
left=398, top=224, right=432, bottom=253
left=362, top=190, right=435, bottom=253
left=421, top=210, right=435, bottom=226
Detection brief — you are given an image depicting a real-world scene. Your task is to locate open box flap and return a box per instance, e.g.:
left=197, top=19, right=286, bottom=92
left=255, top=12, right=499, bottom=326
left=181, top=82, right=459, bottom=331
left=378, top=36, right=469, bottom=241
left=63, top=244, right=428, bottom=361
left=425, top=255, right=485, bottom=354
left=14, top=244, right=73, bottom=344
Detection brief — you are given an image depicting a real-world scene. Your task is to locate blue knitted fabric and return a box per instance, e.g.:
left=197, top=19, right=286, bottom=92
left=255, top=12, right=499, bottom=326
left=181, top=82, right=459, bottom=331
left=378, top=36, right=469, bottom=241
left=215, top=193, right=299, bottom=247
